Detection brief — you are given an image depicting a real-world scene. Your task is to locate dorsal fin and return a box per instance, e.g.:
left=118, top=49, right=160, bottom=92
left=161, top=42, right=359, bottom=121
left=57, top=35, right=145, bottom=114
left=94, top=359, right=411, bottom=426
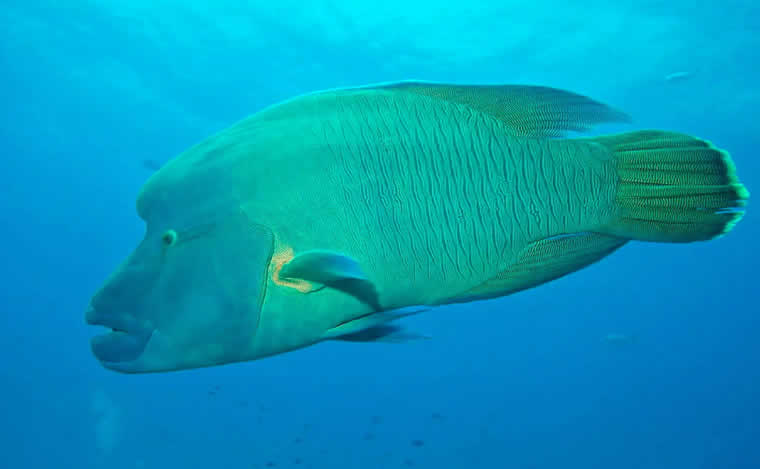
left=367, top=81, right=631, bottom=137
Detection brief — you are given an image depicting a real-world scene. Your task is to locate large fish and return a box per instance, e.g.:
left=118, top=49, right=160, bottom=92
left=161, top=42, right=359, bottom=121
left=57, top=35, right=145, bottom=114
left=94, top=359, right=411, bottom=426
left=85, top=82, right=749, bottom=373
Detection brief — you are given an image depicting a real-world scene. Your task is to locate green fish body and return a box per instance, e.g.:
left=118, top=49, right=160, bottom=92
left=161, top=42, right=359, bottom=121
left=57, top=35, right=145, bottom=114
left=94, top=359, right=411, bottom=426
left=86, top=82, right=748, bottom=372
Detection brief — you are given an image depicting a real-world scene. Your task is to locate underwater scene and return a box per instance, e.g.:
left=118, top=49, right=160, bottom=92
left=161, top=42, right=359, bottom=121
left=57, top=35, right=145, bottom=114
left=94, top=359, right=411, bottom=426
left=1, top=1, right=758, bottom=468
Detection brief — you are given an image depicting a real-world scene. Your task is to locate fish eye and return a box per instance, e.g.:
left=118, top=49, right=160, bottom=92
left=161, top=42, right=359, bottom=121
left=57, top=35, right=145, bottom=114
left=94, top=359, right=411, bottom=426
left=161, top=229, right=177, bottom=246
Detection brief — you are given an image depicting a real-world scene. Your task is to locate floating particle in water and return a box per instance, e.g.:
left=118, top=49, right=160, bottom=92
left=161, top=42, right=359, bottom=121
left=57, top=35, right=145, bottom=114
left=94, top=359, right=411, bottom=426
left=601, top=333, right=637, bottom=345
left=362, top=432, right=375, bottom=441
left=403, top=458, right=415, bottom=466
left=264, top=462, right=276, bottom=467
left=411, top=439, right=424, bottom=447
left=431, top=412, right=444, bottom=420
left=294, top=458, right=302, bottom=465
left=293, top=437, right=303, bottom=444
left=664, top=71, right=693, bottom=82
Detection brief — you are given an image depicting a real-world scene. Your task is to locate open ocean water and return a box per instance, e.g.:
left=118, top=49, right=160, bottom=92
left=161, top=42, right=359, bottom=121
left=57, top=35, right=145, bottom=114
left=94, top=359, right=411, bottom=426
left=1, top=1, right=758, bottom=468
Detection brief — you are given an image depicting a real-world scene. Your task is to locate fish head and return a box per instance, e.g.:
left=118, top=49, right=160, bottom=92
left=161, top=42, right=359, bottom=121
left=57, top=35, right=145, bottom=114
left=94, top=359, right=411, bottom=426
left=85, top=111, right=371, bottom=373
left=86, top=189, right=275, bottom=373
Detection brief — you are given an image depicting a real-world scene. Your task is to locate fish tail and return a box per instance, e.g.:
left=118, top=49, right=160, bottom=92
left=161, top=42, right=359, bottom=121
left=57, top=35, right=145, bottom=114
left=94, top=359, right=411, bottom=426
left=594, top=130, right=749, bottom=242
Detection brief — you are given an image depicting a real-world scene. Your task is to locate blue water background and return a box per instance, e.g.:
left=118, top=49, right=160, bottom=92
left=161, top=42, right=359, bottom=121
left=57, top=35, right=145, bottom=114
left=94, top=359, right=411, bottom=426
left=1, top=1, right=758, bottom=468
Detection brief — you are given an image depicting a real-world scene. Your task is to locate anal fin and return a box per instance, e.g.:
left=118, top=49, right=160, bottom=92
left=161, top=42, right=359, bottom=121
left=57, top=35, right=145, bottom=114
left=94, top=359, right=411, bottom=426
left=441, top=232, right=628, bottom=304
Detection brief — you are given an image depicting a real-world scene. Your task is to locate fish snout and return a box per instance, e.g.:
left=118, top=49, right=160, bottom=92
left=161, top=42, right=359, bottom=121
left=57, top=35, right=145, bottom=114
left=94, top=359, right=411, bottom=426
left=85, top=303, right=154, bottom=364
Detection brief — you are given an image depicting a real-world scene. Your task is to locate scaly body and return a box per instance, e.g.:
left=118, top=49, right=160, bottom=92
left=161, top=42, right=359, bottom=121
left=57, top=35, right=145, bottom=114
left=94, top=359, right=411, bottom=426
left=87, top=82, right=748, bottom=372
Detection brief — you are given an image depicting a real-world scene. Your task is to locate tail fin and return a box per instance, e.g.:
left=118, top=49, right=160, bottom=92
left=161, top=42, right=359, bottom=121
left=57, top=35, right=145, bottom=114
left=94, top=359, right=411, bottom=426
left=595, top=130, right=749, bottom=242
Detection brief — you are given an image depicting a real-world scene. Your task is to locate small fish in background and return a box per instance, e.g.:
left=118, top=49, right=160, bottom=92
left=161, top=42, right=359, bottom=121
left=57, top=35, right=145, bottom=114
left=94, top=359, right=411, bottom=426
left=601, top=333, right=638, bottom=345
left=664, top=71, right=694, bottom=82
left=142, top=158, right=163, bottom=171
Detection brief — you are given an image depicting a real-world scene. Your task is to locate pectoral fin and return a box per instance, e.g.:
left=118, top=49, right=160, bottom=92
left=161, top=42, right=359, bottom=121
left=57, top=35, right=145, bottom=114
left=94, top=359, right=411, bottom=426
left=278, top=250, right=380, bottom=309
left=279, top=251, right=432, bottom=343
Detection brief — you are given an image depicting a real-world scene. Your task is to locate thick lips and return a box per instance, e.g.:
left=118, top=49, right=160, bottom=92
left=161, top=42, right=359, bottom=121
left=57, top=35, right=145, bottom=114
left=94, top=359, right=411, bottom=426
left=86, top=305, right=153, bottom=363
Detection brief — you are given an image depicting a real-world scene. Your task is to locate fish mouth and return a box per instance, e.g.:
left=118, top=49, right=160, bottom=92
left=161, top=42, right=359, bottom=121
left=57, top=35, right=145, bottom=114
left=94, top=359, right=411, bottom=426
left=85, top=305, right=153, bottom=363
